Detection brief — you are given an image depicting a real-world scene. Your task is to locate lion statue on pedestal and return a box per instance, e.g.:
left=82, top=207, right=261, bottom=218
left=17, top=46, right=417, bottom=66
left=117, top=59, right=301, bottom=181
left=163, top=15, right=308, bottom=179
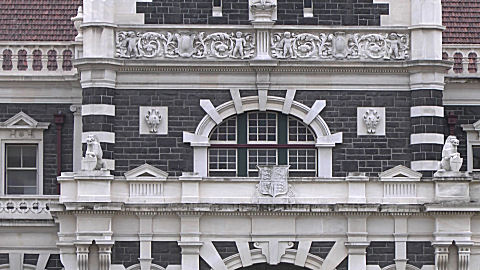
left=85, top=134, right=106, bottom=170
left=438, top=135, right=462, bottom=172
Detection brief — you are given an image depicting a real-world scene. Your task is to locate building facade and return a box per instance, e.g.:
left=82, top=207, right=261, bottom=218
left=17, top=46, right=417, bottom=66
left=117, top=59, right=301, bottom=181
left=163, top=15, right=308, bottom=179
left=0, top=0, right=480, bottom=269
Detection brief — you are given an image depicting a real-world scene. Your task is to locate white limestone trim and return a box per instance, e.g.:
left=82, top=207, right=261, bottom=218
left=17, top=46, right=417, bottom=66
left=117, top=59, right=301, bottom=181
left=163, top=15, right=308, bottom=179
left=124, top=163, right=168, bottom=181
left=294, top=241, right=312, bottom=267
left=223, top=249, right=322, bottom=270
left=194, top=96, right=335, bottom=142
left=230, top=89, right=244, bottom=114
left=304, top=100, right=326, bottom=125
left=411, top=160, right=440, bottom=171
left=0, top=112, right=48, bottom=195
left=102, top=159, right=115, bottom=171
left=82, top=132, right=115, bottom=144
left=282, top=89, right=297, bottom=115
left=236, top=241, right=253, bottom=267
left=379, top=165, right=422, bottom=181
left=258, top=89, right=268, bottom=111
left=200, top=241, right=228, bottom=270
left=82, top=104, right=115, bottom=116
left=200, top=99, right=223, bottom=124
left=125, top=263, right=165, bottom=270
left=410, top=133, right=444, bottom=145
left=183, top=132, right=210, bottom=147
left=410, top=106, right=444, bottom=118
left=212, top=6, right=222, bottom=17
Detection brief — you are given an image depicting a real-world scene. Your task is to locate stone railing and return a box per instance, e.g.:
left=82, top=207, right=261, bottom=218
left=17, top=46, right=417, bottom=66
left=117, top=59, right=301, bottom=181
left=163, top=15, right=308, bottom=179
left=0, top=42, right=76, bottom=75
left=0, top=196, right=58, bottom=220
left=115, top=27, right=410, bottom=62
left=443, top=45, right=480, bottom=77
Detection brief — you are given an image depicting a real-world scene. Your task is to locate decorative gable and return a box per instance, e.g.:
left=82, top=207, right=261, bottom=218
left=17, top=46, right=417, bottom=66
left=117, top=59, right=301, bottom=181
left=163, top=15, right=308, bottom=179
left=0, top=112, right=49, bottom=130
left=124, top=163, right=168, bottom=181
left=379, top=165, right=422, bottom=182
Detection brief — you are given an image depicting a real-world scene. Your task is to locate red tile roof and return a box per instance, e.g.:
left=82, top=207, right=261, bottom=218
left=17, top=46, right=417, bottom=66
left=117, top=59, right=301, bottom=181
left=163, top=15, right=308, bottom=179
left=0, top=0, right=82, bottom=41
left=442, top=0, right=480, bottom=44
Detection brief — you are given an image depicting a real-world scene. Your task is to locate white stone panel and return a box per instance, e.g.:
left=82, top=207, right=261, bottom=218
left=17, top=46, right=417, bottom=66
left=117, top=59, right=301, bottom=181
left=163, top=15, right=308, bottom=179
left=201, top=216, right=251, bottom=235
left=139, top=106, right=168, bottom=135
left=112, top=215, right=139, bottom=237
left=82, top=104, right=116, bottom=116
left=357, top=107, right=385, bottom=136
left=153, top=216, right=181, bottom=235
left=410, top=106, right=444, bottom=118
left=367, top=216, right=394, bottom=235
left=252, top=216, right=295, bottom=235
left=407, top=217, right=435, bottom=234
left=411, top=160, right=440, bottom=171
left=82, top=131, right=115, bottom=144
left=296, top=217, right=324, bottom=235
left=323, top=217, right=347, bottom=234
left=410, top=133, right=444, bottom=145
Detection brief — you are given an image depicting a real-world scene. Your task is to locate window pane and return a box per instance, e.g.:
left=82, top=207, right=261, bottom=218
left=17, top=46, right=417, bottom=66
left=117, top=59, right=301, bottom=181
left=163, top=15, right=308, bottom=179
left=248, top=149, right=277, bottom=171
left=6, top=145, right=21, bottom=167
left=209, top=148, right=236, bottom=172
left=6, top=170, right=37, bottom=195
left=210, top=118, right=236, bottom=142
left=248, top=112, right=277, bottom=142
left=473, top=146, right=480, bottom=170
left=288, top=149, right=316, bottom=172
left=288, top=117, right=316, bottom=142
left=22, top=145, right=37, bottom=167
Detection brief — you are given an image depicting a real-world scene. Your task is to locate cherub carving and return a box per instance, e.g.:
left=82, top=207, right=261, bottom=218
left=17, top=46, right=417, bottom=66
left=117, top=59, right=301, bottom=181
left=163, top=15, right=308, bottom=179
left=123, top=31, right=140, bottom=58
left=145, top=109, right=162, bottom=133
left=232, top=31, right=246, bottom=59
left=385, top=33, right=403, bottom=60
left=278, top=32, right=296, bottom=58
left=85, top=135, right=106, bottom=170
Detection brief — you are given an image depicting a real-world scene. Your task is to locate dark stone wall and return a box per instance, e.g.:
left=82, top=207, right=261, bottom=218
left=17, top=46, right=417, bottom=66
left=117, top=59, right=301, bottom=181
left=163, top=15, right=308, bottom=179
left=137, top=0, right=388, bottom=26
left=0, top=104, right=74, bottom=195
left=296, top=90, right=411, bottom=177
left=445, top=105, right=480, bottom=172
left=113, top=89, right=412, bottom=177
left=152, top=241, right=182, bottom=268
left=83, top=87, right=115, bottom=160
left=112, top=241, right=140, bottom=268
left=366, top=241, right=395, bottom=268
left=407, top=242, right=435, bottom=268
left=213, top=241, right=239, bottom=259
left=308, top=241, right=335, bottom=259
left=114, top=89, right=232, bottom=176
left=276, top=0, right=389, bottom=26
left=137, top=0, right=249, bottom=25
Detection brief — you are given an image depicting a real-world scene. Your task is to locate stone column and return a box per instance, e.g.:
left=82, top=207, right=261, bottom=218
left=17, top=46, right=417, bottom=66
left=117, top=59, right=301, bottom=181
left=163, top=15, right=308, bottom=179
left=345, top=216, right=368, bottom=270
left=434, top=245, right=449, bottom=270
left=394, top=217, right=408, bottom=270
left=409, top=0, right=447, bottom=176
left=70, top=105, right=83, bottom=172
left=457, top=244, right=471, bottom=270
left=76, top=244, right=90, bottom=270
left=179, top=214, right=203, bottom=270
left=98, top=244, right=113, bottom=270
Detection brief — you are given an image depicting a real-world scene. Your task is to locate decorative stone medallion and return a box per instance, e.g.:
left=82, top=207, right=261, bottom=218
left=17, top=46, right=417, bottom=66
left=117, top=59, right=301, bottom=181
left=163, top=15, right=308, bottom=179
left=357, top=107, right=385, bottom=136
left=139, top=107, right=168, bottom=135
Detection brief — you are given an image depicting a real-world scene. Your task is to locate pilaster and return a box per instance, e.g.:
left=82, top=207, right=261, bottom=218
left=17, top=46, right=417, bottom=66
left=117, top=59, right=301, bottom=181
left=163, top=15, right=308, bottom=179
left=346, top=216, right=369, bottom=270
left=179, top=214, right=203, bottom=270
left=434, top=244, right=449, bottom=270
left=76, top=244, right=90, bottom=270
left=98, top=243, right=113, bottom=270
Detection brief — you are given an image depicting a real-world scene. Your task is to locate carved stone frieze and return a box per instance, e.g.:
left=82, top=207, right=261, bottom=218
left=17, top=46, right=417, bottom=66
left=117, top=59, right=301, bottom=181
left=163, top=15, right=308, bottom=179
left=116, top=31, right=255, bottom=59
left=271, top=31, right=409, bottom=60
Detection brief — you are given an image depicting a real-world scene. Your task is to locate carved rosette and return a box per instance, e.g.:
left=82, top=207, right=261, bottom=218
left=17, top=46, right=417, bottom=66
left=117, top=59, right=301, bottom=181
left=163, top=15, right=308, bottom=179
left=145, top=109, right=162, bottom=133
left=271, top=31, right=409, bottom=60
left=363, top=109, right=380, bottom=134
left=116, top=31, right=255, bottom=59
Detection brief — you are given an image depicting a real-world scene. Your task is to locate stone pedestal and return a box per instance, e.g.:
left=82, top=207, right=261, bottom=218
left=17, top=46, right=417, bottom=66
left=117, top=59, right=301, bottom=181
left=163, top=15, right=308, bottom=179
left=179, top=172, right=201, bottom=203
left=434, top=174, right=472, bottom=202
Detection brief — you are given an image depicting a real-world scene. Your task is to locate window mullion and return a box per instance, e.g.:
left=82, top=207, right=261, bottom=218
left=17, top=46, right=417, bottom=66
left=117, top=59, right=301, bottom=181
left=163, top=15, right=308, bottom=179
left=278, top=114, right=288, bottom=165
left=237, top=113, right=247, bottom=177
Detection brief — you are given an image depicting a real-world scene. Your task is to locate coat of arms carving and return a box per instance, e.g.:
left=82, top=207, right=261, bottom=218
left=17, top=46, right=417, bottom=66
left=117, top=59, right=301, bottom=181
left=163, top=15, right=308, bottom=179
left=256, top=165, right=292, bottom=198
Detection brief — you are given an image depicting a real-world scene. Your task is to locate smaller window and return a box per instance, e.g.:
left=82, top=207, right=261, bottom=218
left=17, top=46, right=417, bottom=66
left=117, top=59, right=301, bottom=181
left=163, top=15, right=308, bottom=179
left=62, top=50, right=73, bottom=71
left=5, top=144, right=38, bottom=195
left=288, top=149, right=316, bottom=171
left=17, top=49, right=28, bottom=71
left=473, top=146, right=480, bottom=170
left=453, top=52, right=463, bottom=74
left=2, top=49, right=12, bottom=71
left=47, top=50, right=58, bottom=71
left=208, top=148, right=236, bottom=176
left=210, top=118, right=236, bottom=142
left=468, top=52, right=477, bottom=73
left=248, top=149, right=277, bottom=176
left=32, top=49, right=42, bottom=71
left=248, top=112, right=277, bottom=143
left=288, top=117, right=315, bottom=143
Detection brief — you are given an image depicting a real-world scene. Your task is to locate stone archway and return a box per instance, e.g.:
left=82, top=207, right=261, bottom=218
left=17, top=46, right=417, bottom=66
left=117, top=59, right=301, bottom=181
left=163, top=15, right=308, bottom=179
left=238, top=263, right=310, bottom=269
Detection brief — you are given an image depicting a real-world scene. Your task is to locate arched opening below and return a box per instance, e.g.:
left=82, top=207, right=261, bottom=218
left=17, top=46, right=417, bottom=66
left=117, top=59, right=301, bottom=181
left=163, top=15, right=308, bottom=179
left=238, top=263, right=310, bottom=270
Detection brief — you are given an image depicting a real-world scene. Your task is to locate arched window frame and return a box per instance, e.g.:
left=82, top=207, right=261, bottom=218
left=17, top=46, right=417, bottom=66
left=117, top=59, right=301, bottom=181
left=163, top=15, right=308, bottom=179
left=184, top=96, right=342, bottom=177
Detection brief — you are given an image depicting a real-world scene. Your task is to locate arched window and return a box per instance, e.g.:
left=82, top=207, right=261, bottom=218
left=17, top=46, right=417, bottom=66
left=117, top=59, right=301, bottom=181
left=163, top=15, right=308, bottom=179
left=47, top=50, right=58, bottom=71
left=453, top=52, right=463, bottom=73
left=208, top=111, right=317, bottom=177
left=2, top=49, right=12, bottom=71
left=468, top=52, right=477, bottom=73
left=17, top=49, right=27, bottom=71
left=32, top=49, right=42, bottom=71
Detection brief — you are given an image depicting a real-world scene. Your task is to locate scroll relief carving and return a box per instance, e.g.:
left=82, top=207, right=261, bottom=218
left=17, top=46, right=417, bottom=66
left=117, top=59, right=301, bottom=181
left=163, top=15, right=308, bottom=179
left=116, top=31, right=255, bottom=59
left=271, top=31, right=409, bottom=60
left=145, top=109, right=162, bottom=133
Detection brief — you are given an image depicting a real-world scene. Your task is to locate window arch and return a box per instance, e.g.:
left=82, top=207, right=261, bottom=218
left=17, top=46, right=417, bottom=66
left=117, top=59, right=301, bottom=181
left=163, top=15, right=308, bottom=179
left=208, top=112, right=317, bottom=177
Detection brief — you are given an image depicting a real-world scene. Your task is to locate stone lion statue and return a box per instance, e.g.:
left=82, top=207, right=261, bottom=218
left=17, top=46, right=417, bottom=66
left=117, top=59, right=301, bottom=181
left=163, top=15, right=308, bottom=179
left=439, top=135, right=461, bottom=172
left=85, top=134, right=105, bottom=170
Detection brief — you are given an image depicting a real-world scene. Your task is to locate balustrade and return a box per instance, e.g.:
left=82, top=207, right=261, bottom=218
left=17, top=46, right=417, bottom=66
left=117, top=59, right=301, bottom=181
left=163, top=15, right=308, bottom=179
left=0, top=43, right=75, bottom=74
left=443, top=45, right=480, bottom=77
